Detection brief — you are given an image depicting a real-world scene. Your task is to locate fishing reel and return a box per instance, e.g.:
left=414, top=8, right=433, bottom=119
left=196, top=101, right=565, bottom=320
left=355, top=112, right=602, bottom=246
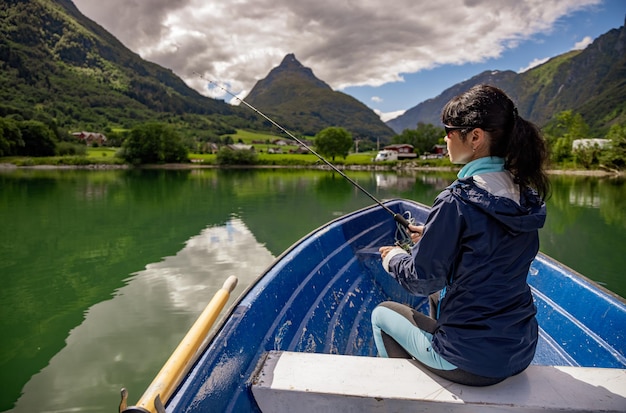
left=395, top=239, right=413, bottom=252
left=393, top=210, right=422, bottom=251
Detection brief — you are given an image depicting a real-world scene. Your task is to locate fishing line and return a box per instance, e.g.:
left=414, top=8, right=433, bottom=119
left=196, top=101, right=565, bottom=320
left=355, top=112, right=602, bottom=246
left=194, top=72, right=412, bottom=230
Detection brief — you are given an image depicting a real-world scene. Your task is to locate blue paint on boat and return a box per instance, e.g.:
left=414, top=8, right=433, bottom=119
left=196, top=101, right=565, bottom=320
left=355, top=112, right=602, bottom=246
left=165, top=199, right=626, bottom=412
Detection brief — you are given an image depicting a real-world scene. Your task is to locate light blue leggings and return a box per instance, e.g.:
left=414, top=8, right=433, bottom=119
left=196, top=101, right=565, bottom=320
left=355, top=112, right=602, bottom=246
left=371, top=305, right=457, bottom=371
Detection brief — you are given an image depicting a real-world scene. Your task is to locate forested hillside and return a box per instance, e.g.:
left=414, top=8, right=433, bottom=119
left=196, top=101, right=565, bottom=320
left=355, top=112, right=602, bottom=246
left=0, top=0, right=256, bottom=139
left=387, top=20, right=626, bottom=137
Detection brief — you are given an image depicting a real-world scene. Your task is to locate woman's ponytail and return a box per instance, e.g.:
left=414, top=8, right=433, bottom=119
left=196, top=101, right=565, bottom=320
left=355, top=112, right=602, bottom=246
left=506, top=116, right=551, bottom=200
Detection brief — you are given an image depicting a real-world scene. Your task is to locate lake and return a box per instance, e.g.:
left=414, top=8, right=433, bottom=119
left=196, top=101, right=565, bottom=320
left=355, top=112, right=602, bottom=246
left=0, top=167, right=624, bottom=412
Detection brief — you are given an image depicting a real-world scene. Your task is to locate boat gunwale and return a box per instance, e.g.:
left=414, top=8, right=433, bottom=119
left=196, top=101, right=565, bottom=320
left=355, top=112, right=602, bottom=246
left=165, top=197, right=626, bottom=411
left=534, top=251, right=626, bottom=305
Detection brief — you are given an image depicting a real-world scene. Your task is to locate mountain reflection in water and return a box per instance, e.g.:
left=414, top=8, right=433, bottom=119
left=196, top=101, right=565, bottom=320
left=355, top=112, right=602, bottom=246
left=10, top=219, right=274, bottom=413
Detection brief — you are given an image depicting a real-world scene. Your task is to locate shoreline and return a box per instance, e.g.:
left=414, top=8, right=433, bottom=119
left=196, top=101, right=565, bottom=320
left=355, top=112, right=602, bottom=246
left=0, top=162, right=623, bottom=177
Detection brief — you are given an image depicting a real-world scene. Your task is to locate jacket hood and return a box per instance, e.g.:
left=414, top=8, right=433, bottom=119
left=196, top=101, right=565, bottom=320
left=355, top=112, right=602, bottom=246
left=449, top=178, right=546, bottom=235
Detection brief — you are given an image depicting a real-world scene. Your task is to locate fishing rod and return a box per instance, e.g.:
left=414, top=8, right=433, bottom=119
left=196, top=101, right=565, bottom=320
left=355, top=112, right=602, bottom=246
left=194, top=72, right=412, bottom=230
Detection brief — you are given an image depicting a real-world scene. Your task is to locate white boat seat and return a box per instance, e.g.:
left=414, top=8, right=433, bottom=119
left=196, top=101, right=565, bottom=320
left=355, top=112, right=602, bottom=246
left=251, top=351, right=626, bottom=412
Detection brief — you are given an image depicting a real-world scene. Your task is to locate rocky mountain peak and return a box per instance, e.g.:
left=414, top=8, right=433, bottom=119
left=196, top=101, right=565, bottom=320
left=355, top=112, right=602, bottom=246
left=244, top=54, right=394, bottom=140
left=255, top=53, right=331, bottom=91
left=278, top=53, right=303, bottom=69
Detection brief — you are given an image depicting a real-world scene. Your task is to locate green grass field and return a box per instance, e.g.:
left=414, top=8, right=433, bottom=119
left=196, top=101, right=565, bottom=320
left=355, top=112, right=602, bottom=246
left=87, top=147, right=119, bottom=159
left=190, top=129, right=383, bottom=165
left=188, top=151, right=379, bottom=166
left=2, top=129, right=453, bottom=168
left=229, top=129, right=310, bottom=152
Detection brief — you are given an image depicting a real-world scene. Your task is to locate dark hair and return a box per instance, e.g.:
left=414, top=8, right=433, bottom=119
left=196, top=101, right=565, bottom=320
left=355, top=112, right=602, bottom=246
left=442, top=84, right=550, bottom=200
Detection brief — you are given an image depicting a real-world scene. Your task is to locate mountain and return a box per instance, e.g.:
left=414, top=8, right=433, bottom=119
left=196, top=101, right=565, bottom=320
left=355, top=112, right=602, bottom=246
left=2, top=0, right=623, bottom=143
left=0, top=0, right=247, bottom=135
left=245, top=54, right=395, bottom=141
left=387, top=20, right=626, bottom=136
left=386, top=70, right=519, bottom=132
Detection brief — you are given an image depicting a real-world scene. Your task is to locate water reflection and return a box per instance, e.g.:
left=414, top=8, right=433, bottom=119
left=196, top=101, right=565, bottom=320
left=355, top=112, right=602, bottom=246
left=538, top=175, right=625, bottom=294
left=9, top=219, right=274, bottom=413
left=374, top=172, right=453, bottom=192
left=1, top=168, right=624, bottom=413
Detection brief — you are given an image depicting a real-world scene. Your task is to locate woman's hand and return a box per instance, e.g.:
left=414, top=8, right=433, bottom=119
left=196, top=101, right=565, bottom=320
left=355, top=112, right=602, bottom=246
left=379, top=246, right=395, bottom=259
left=408, top=224, right=424, bottom=244
left=380, top=225, right=423, bottom=258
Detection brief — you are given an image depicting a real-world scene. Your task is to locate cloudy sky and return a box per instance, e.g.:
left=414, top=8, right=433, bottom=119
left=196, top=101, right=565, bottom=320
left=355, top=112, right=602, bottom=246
left=72, top=0, right=625, bottom=121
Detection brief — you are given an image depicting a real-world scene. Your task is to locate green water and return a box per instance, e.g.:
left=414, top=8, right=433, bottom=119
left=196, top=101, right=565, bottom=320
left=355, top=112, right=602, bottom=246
left=0, top=168, right=624, bottom=412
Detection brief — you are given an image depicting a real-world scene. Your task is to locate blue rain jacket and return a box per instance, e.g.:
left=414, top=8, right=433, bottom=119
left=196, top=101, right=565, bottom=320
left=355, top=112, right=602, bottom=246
left=386, top=176, right=546, bottom=378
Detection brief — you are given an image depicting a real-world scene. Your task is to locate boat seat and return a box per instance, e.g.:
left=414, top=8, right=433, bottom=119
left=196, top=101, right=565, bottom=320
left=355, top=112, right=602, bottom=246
left=251, top=351, right=626, bottom=413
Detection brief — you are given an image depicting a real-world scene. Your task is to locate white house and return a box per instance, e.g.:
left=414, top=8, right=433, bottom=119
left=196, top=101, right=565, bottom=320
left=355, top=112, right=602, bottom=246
left=227, top=144, right=254, bottom=151
left=572, top=139, right=611, bottom=150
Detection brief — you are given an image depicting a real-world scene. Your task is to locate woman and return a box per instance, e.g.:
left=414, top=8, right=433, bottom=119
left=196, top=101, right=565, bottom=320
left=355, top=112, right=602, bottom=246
left=372, top=84, right=550, bottom=386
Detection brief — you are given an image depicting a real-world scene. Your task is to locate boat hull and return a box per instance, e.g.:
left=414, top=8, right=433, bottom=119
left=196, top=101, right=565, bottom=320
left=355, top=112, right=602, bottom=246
left=166, top=199, right=626, bottom=412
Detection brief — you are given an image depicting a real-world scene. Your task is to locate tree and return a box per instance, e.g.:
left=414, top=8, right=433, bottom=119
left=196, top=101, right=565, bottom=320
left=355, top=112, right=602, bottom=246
left=573, top=143, right=602, bottom=169
left=102, top=129, right=126, bottom=147
left=544, top=110, right=590, bottom=163
left=392, top=122, right=444, bottom=155
left=119, top=122, right=188, bottom=164
left=17, top=120, right=57, bottom=156
left=600, top=123, right=626, bottom=170
left=0, top=117, right=24, bottom=156
left=314, top=127, right=352, bottom=161
left=216, top=147, right=258, bottom=165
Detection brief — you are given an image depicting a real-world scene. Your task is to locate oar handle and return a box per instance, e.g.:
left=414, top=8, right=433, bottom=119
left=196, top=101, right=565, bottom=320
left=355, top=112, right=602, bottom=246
left=121, top=276, right=239, bottom=413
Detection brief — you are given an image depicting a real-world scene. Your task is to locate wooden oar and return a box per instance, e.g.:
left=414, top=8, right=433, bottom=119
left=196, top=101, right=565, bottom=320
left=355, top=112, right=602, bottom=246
left=120, top=275, right=239, bottom=413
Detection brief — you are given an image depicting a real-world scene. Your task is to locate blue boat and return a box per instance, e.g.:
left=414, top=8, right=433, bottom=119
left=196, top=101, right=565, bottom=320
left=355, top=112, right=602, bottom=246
left=120, top=199, right=626, bottom=413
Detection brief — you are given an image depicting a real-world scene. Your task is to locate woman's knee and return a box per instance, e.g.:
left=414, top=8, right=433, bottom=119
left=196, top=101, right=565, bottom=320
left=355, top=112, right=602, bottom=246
left=371, top=303, right=395, bottom=329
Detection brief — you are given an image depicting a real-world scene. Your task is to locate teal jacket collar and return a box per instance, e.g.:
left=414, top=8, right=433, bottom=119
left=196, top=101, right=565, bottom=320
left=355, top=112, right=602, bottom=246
left=457, top=156, right=505, bottom=178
